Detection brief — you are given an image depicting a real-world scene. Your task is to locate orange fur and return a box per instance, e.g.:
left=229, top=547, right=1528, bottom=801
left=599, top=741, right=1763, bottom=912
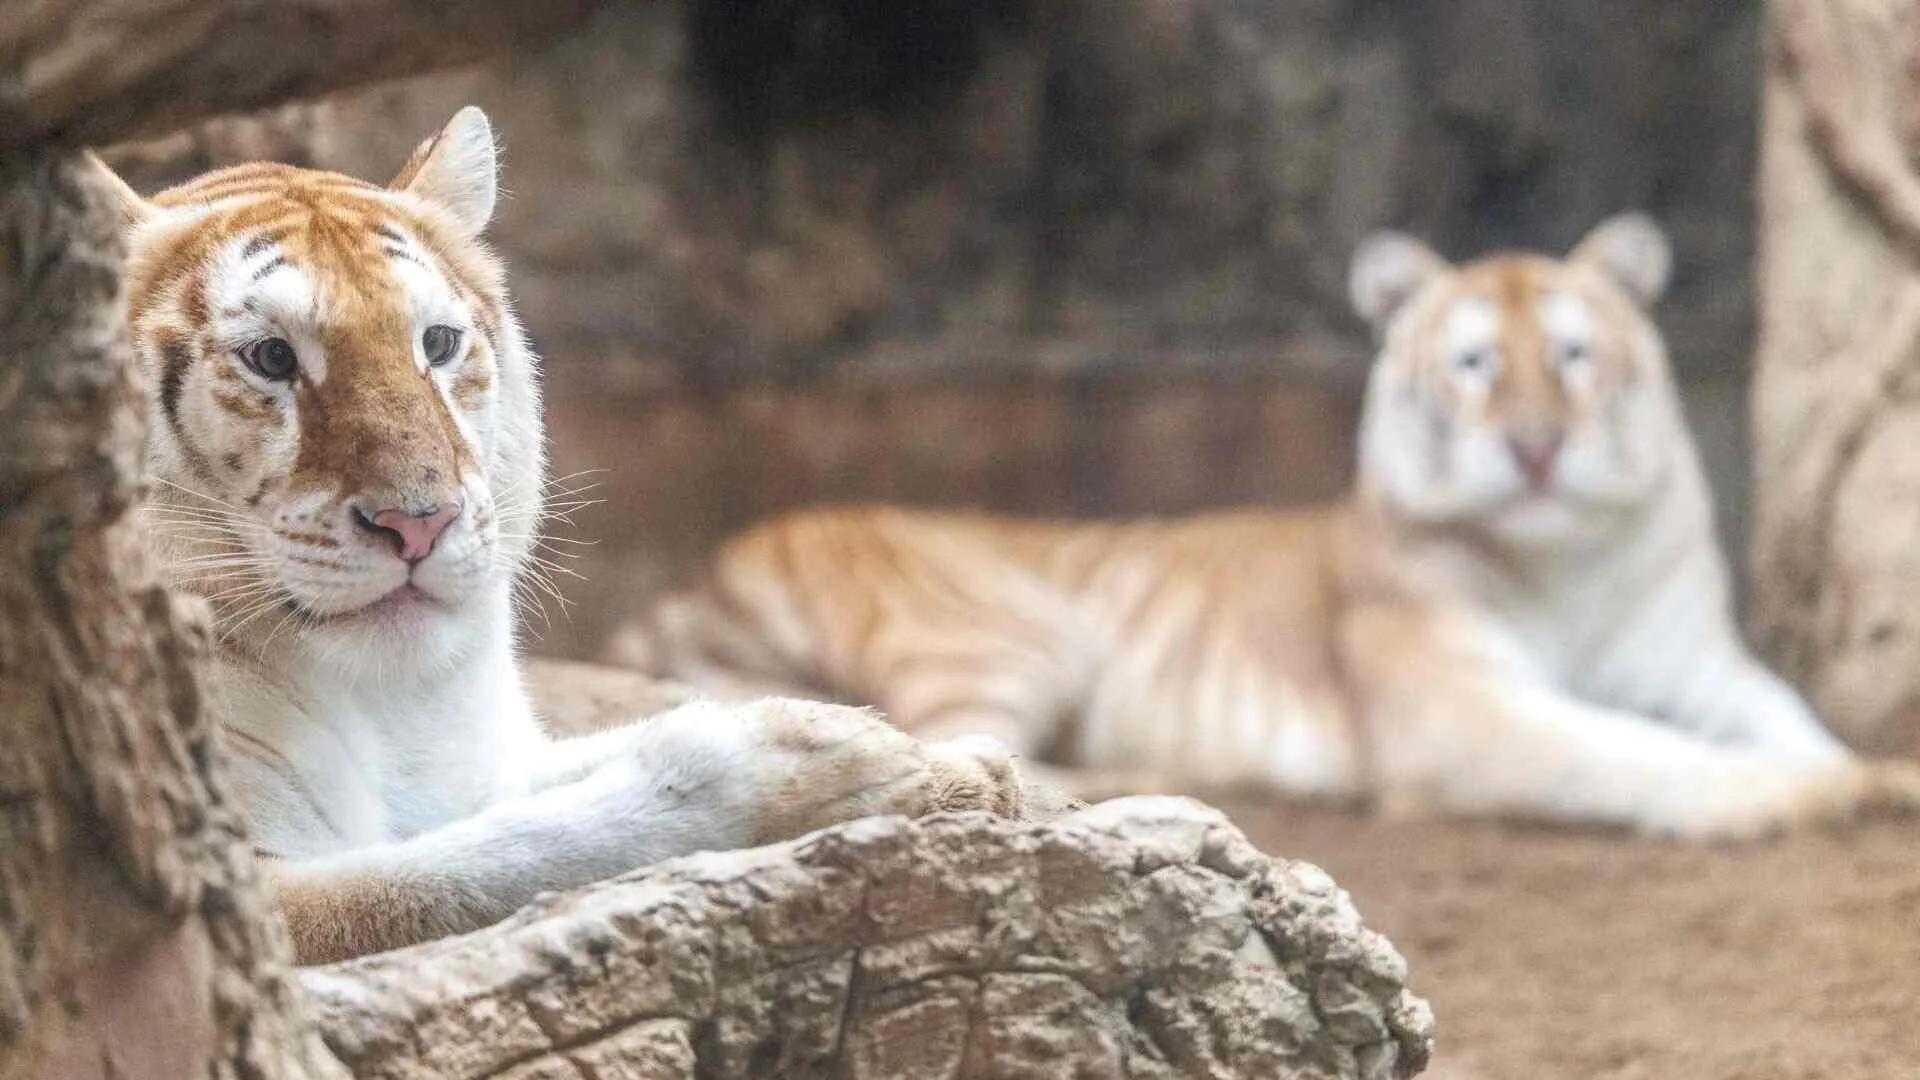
left=643, top=502, right=1374, bottom=794
left=263, top=860, right=472, bottom=966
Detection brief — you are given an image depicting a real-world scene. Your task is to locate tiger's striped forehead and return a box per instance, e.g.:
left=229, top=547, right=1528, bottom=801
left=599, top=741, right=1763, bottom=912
left=1400, top=254, right=1635, bottom=391
left=128, top=162, right=505, bottom=351
left=125, top=160, right=511, bottom=508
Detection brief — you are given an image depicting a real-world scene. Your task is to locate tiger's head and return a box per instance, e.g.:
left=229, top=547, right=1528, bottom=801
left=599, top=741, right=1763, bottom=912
left=1347, top=213, right=1692, bottom=549
left=98, top=107, right=544, bottom=667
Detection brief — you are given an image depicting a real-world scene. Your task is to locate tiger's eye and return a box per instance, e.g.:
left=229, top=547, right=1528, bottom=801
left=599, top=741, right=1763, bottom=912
left=1454, top=348, right=1496, bottom=376
left=241, top=337, right=299, bottom=381
left=423, top=325, right=463, bottom=367
left=1560, top=341, right=1592, bottom=367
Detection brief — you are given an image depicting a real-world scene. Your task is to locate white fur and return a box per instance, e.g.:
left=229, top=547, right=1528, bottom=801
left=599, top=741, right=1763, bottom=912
left=1440, top=296, right=1502, bottom=377
left=400, top=106, right=498, bottom=237
left=210, top=236, right=331, bottom=382
left=1350, top=231, right=1449, bottom=332
left=1569, top=211, right=1672, bottom=306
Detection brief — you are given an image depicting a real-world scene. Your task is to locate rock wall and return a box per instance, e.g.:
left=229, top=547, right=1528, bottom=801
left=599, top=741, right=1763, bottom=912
left=1750, top=0, right=1920, bottom=756
left=298, top=0, right=1761, bottom=657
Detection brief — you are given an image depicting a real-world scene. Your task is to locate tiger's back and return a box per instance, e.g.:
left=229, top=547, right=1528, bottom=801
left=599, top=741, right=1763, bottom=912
left=642, top=502, right=1366, bottom=795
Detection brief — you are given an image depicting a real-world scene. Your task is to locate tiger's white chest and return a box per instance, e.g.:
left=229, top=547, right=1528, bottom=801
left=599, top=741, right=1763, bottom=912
left=1455, top=515, right=1736, bottom=718
left=217, top=613, right=543, bottom=859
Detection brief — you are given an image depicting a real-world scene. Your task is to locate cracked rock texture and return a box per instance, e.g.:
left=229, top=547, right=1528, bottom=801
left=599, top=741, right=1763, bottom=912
left=301, top=797, right=1433, bottom=1080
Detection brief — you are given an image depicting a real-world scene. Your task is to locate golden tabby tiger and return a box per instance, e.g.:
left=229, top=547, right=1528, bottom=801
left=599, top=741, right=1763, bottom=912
left=625, top=214, right=1920, bottom=840
left=98, top=107, right=1026, bottom=965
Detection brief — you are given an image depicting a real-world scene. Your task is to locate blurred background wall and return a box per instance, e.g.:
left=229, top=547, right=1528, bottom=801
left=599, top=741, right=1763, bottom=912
left=172, top=0, right=1766, bottom=659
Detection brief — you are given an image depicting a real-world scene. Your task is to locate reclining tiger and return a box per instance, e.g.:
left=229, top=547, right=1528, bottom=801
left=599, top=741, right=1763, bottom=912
left=95, top=107, right=1028, bottom=965
left=628, top=213, right=1920, bottom=840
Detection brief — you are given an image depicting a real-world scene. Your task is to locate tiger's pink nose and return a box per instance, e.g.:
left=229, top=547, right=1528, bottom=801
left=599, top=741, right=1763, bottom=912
left=1508, top=431, right=1565, bottom=491
left=359, top=502, right=462, bottom=563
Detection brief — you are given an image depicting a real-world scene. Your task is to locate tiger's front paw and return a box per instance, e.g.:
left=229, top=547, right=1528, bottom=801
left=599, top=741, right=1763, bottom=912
left=1646, top=758, right=1920, bottom=841
left=739, top=700, right=1027, bottom=845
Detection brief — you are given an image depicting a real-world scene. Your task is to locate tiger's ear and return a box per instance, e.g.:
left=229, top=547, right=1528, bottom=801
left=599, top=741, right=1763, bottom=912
left=390, top=106, right=497, bottom=237
left=1349, top=231, right=1450, bottom=334
left=82, top=151, right=154, bottom=228
left=1570, top=212, right=1670, bottom=307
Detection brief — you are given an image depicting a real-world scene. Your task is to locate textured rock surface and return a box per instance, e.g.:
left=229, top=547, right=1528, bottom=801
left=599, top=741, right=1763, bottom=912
left=0, top=153, right=341, bottom=1080
left=0, top=0, right=592, bottom=149
left=1751, top=0, right=1920, bottom=756
left=303, top=798, right=1433, bottom=1080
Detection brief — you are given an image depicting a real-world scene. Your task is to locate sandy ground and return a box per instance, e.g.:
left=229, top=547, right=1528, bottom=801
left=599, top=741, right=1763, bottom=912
left=524, top=661, right=1920, bottom=1079
left=1218, top=798, right=1920, bottom=1080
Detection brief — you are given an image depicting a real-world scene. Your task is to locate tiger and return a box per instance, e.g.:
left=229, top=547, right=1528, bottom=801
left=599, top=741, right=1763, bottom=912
left=92, top=106, right=1028, bottom=966
left=623, top=213, right=1920, bottom=841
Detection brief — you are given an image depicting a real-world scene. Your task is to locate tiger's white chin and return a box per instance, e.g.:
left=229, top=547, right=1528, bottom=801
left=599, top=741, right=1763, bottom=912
left=1487, top=496, right=1590, bottom=547
left=288, top=569, right=465, bottom=618
left=295, top=578, right=506, bottom=675
left=1485, top=485, right=1652, bottom=551
left=278, top=548, right=504, bottom=656
left=327, top=583, right=454, bottom=626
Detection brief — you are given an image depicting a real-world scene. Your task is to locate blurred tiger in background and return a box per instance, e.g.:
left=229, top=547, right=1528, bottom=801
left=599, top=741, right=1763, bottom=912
left=619, top=213, right=1920, bottom=840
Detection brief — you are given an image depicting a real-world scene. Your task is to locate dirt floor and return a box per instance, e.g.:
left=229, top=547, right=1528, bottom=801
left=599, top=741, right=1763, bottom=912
left=1216, top=797, right=1920, bottom=1080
